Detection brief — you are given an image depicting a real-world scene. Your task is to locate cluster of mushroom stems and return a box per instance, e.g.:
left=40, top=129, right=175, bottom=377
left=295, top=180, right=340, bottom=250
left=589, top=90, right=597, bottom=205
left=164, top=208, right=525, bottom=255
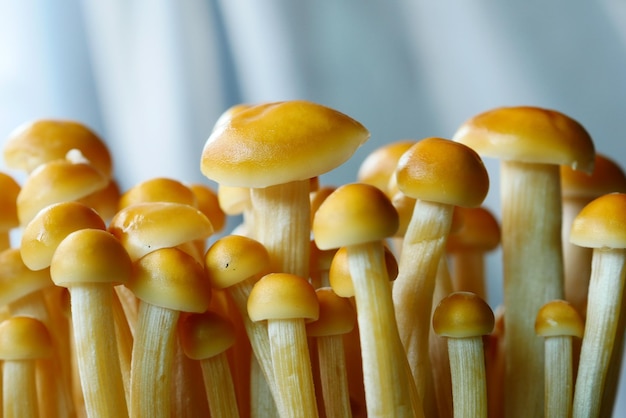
left=0, top=100, right=625, bottom=418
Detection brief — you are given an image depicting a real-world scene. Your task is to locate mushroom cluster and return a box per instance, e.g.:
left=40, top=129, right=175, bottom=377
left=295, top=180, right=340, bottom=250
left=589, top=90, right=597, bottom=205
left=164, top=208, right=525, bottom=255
left=0, top=101, right=624, bottom=418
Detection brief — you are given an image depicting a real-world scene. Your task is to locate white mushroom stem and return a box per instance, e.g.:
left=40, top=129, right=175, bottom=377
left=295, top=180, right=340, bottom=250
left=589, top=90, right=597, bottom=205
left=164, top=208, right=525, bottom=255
left=316, top=334, right=352, bottom=418
left=573, top=248, right=626, bottom=418
left=3, top=358, right=39, bottom=418
left=200, top=351, right=240, bottom=418
left=544, top=336, right=574, bottom=418
left=447, top=337, right=489, bottom=418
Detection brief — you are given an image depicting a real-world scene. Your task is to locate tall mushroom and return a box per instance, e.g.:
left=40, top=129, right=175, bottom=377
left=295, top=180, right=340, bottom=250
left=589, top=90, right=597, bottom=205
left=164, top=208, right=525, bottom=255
left=453, top=106, right=595, bottom=417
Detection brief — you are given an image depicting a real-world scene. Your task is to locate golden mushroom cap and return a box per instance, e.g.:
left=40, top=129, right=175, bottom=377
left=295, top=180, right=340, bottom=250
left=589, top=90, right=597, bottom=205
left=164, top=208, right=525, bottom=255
left=535, top=300, right=584, bottom=338
left=357, top=140, right=417, bottom=193
left=20, top=201, right=106, bottom=271
left=0, top=172, right=20, bottom=232
left=395, top=137, right=489, bottom=207
left=200, top=100, right=369, bottom=188
left=561, top=154, right=626, bottom=199
left=0, top=248, right=53, bottom=306
left=118, top=177, right=198, bottom=210
left=178, top=310, right=236, bottom=360
left=109, top=202, right=214, bottom=261
left=3, top=119, right=113, bottom=177
left=446, top=206, right=501, bottom=253
left=0, top=316, right=53, bottom=360
left=312, top=182, right=399, bottom=250
left=247, top=272, right=319, bottom=322
left=128, top=247, right=211, bottom=313
left=204, top=235, right=271, bottom=289
left=306, top=287, right=356, bottom=337
left=189, top=183, right=226, bottom=233
left=217, top=185, right=251, bottom=215
left=50, top=229, right=132, bottom=287
left=570, top=192, right=626, bottom=249
left=78, top=179, right=122, bottom=221
left=452, top=106, right=596, bottom=173
left=432, top=291, right=495, bottom=338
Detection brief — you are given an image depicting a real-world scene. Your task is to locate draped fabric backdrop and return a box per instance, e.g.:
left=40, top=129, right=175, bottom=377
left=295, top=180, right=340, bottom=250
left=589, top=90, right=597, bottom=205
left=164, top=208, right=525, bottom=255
left=1, top=0, right=626, bottom=413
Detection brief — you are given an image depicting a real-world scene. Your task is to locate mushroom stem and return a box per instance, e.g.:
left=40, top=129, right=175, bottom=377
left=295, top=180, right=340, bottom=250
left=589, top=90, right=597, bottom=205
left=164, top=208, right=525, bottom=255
left=316, top=334, right=352, bottom=418
left=544, top=336, right=574, bottom=418
left=200, top=352, right=240, bottom=418
left=447, top=337, right=489, bottom=418
left=3, top=360, right=39, bottom=418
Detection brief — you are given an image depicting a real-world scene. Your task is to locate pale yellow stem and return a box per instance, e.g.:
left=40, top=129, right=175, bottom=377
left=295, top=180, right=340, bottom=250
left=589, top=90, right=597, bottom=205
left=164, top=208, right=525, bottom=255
left=448, top=337, right=488, bottom=418
left=317, top=334, right=352, bottom=418
left=562, top=197, right=592, bottom=317
left=448, top=251, right=487, bottom=300
left=544, top=336, right=573, bottom=418
left=200, top=352, right=240, bottom=418
left=3, top=360, right=39, bottom=418
left=171, top=340, right=210, bottom=417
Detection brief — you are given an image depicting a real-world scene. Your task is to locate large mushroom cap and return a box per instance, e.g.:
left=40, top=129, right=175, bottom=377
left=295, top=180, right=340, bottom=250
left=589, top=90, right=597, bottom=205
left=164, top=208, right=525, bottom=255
left=452, top=106, right=595, bottom=173
left=570, top=192, right=626, bottom=249
left=200, top=100, right=370, bottom=188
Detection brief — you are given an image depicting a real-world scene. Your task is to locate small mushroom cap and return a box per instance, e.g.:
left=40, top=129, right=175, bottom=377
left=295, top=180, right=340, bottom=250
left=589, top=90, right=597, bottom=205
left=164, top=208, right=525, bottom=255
left=0, top=248, right=53, bottom=306
left=21, top=201, right=106, bottom=270
left=118, top=177, right=197, bottom=210
left=0, top=316, right=53, bottom=360
left=78, top=179, right=122, bottom=221
left=446, top=206, right=501, bottom=252
left=395, top=137, right=489, bottom=207
left=109, top=202, right=214, bottom=261
left=561, top=154, right=626, bottom=199
left=3, top=119, right=112, bottom=177
left=217, top=185, right=251, bottom=215
left=313, top=183, right=399, bottom=250
left=205, top=235, right=271, bottom=289
left=0, top=172, right=20, bottom=232
left=452, top=106, right=596, bottom=173
left=179, top=310, right=236, bottom=360
left=247, top=273, right=319, bottom=322
left=200, top=100, right=369, bottom=188
left=357, top=140, right=417, bottom=193
left=306, top=287, right=356, bottom=337
left=50, top=229, right=132, bottom=287
left=128, top=247, right=211, bottom=313
left=432, top=291, right=495, bottom=338
left=535, top=300, right=584, bottom=338
left=570, top=192, right=626, bottom=249
left=189, top=183, right=226, bottom=233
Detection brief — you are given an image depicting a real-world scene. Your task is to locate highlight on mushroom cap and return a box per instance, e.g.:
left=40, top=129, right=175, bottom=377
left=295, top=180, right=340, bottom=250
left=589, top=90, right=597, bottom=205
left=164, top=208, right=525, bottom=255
left=570, top=192, right=626, bottom=249
left=535, top=300, right=584, bottom=338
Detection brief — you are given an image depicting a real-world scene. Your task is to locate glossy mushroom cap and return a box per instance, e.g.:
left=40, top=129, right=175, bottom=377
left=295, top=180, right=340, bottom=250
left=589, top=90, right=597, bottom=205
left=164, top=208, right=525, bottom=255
left=21, top=201, right=106, bottom=270
left=0, top=316, right=53, bottom=360
left=3, top=119, right=112, bottom=177
left=189, top=183, right=226, bottom=233
left=247, top=273, right=319, bottom=322
left=50, top=229, right=132, bottom=287
left=432, top=291, right=495, bottom=338
left=446, top=206, right=501, bottom=253
left=0, top=248, right=53, bottom=306
left=561, top=154, right=626, bottom=199
left=357, top=140, right=416, bottom=193
left=306, top=287, right=356, bottom=337
left=204, top=235, right=270, bottom=289
left=178, top=310, right=236, bottom=360
left=535, top=300, right=584, bottom=338
left=452, top=106, right=595, bottom=173
left=0, top=172, right=20, bottom=232
left=79, top=179, right=122, bottom=221
left=118, top=177, right=197, bottom=210
left=395, top=137, right=489, bottom=208
left=200, top=100, right=369, bottom=188
left=128, top=247, right=211, bottom=313
left=570, top=193, right=626, bottom=249
left=312, top=183, right=399, bottom=250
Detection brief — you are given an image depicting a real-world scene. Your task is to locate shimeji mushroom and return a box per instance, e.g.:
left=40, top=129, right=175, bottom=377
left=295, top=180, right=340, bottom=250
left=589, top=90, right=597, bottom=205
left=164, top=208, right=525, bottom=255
left=453, top=106, right=595, bottom=417
left=0, top=172, right=20, bottom=251
left=117, top=177, right=198, bottom=210
left=357, top=140, right=417, bottom=195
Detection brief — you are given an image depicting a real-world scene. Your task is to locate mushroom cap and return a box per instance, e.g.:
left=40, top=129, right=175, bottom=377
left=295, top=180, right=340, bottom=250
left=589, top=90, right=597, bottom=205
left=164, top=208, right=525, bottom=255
left=395, top=137, right=489, bottom=207
left=118, top=177, right=197, bottom=210
left=200, top=100, right=369, bottom=188
left=179, top=310, right=236, bottom=360
left=561, top=154, right=626, bottom=199
left=217, top=185, right=251, bottom=215
left=0, top=172, right=20, bottom=232
left=570, top=192, right=626, bottom=249
left=0, top=316, right=53, bottom=360
left=78, top=179, right=122, bottom=221
left=109, top=202, right=214, bottom=261
left=0, top=248, right=53, bottom=306
left=128, top=247, right=211, bottom=313
left=205, top=235, right=271, bottom=289
left=17, top=158, right=109, bottom=226
left=432, top=291, right=495, bottom=338
left=247, top=272, right=319, bottom=322
left=535, top=300, right=584, bottom=338
left=189, top=183, right=226, bottom=233
left=446, top=206, right=501, bottom=252
left=20, top=201, right=106, bottom=270
left=452, top=106, right=596, bottom=173
left=357, top=140, right=417, bottom=193
left=3, top=119, right=112, bottom=177
left=312, top=183, right=399, bottom=250
left=50, top=229, right=132, bottom=287
left=306, top=287, right=356, bottom=337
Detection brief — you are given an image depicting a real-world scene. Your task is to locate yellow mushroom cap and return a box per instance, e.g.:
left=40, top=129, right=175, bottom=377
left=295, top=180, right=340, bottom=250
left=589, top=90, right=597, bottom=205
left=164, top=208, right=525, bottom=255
left=357, top=140, right=417, bottom=193
left=200, top=100, right=369, bottom=188
left=3, top=119, right=112, bottom=177
left=189, top=183, right=226, bottom=233
left=217, top=185, right=251, bottom=215
left=118, top=177, right=198, bottom=210
left=21, top=201, right=106, bottom=270
left=535, top=300, right=584, bottom=338
left=453, top=106, right=596, bottom=173
left=395, top=137, right=489, bottom=207
left=78, top=179, right=122, bottom=221
left=0, top=316, right=53, bottom=360
left=446, top=206, right=501, bottom=252
left=179, top=310, right=236, bottom=360
left=109, top=202, right=214, bottom=261
left=204, top=235, right=270, bottom=289
left=247, top=272, right=319, bottom=322
left=432, top=291, right=495, bottom=338
left=561, top=153, right=626, bottom=199
left=306, top=287, right=356, bottom=337
left=50, top=229, right=132, bottom=287
left=0, top=172, right=20, bottom=232
left=0, top=248, right=53, bottom=306
left=312, top=182, right=399, bottom=250
left=128, top=247, right=211, bottom=313
left=570, top=192, right=626, bottom=249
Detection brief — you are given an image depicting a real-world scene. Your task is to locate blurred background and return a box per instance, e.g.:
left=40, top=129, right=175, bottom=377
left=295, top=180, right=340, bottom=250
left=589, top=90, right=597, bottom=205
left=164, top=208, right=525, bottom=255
left=1, top=0, right=626, bottom=413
